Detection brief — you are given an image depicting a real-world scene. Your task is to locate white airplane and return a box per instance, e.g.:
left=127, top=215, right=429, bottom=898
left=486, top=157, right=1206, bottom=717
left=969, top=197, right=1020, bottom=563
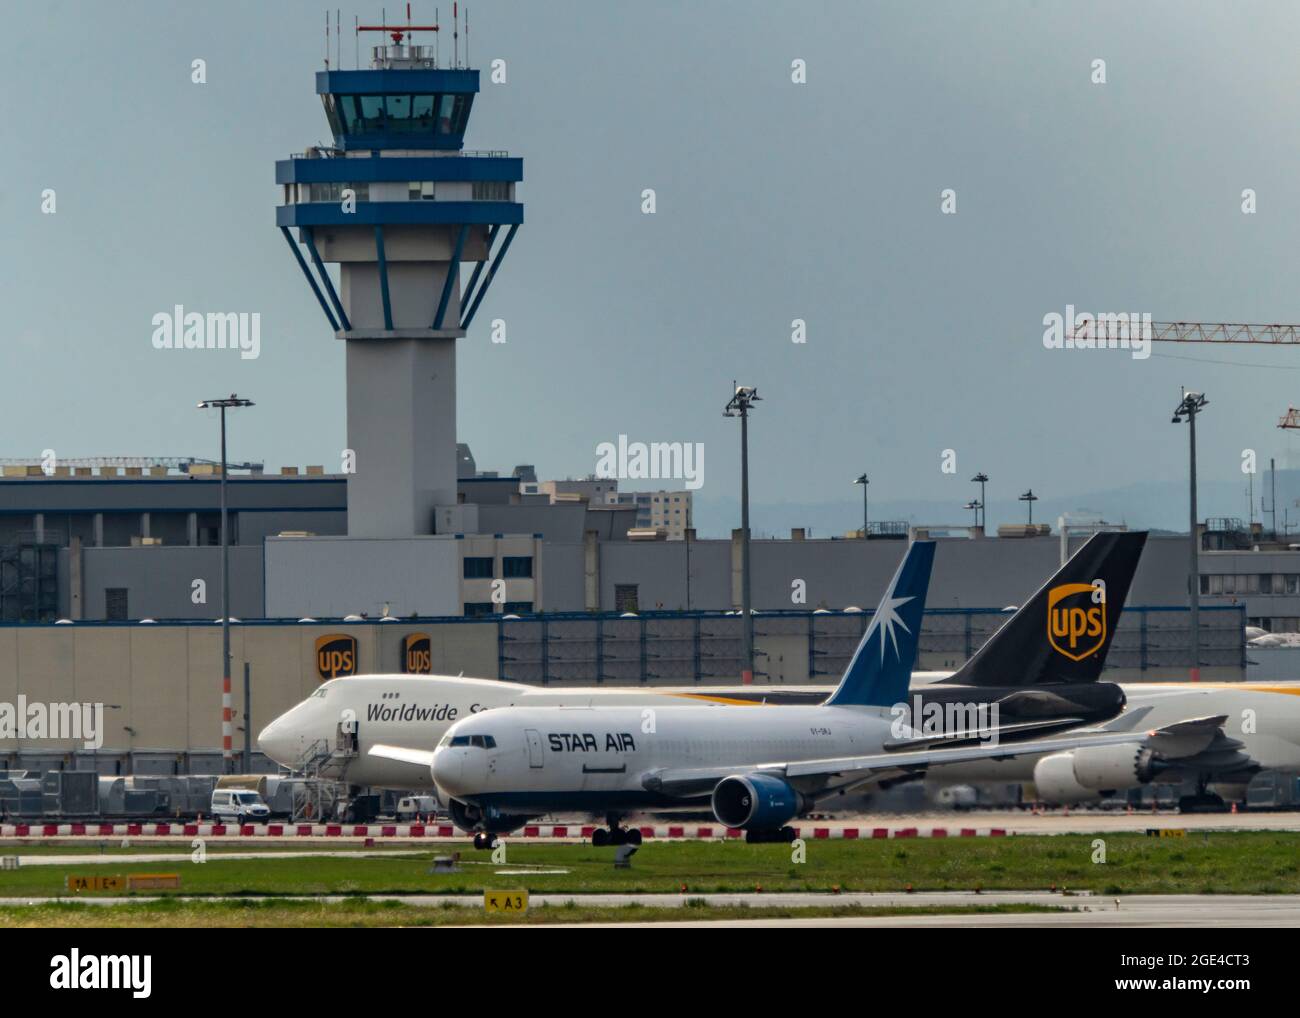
left=377, top=541, right=1229, bottom=846
left=257, top=673, right=793, bottom=790
left=926, top=681, right=1300, bottom=807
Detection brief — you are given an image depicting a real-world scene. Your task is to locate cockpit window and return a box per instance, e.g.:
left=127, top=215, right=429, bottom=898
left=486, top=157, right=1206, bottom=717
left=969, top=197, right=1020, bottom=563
left=446, top=734, right=496, bottom=749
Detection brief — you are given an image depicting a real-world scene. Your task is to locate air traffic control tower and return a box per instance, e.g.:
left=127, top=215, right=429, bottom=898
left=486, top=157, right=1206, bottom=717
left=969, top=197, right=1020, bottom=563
left=276, top=18, right=522, bottom=538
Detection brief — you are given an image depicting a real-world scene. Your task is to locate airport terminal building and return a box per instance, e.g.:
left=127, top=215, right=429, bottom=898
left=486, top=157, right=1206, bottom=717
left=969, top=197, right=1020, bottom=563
left=0, top=458, right=1258, bottom=775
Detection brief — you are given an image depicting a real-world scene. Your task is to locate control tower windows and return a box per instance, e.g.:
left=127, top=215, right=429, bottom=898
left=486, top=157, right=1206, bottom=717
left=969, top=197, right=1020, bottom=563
left=450, top=95, right=469, bottom=133
left=330, top=93, right=474, bottom=139
left=412, top=94, right=436, bottom=127
left=408, top=181, right=437, bottom=201
left=438, top=95, right=456, bottom=134
left=386, top=93, right=411, bottom=121
left=359, top=95, right=385, bottom=132
left=305, top=182, right=369, bottom=203
left=472, top=181, right=511, bottom=202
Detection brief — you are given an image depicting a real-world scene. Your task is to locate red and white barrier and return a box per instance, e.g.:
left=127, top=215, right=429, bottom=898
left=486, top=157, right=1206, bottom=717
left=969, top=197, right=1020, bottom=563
left=0, top=822, right=1009, bottom=841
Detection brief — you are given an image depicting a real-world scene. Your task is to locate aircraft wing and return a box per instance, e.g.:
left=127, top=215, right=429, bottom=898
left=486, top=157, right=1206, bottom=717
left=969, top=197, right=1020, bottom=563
left=643, top=715, right=1229, bottom=801
left=369, top=743, right=437, bottom=768
left=880, top=716, right=1085, bottom=749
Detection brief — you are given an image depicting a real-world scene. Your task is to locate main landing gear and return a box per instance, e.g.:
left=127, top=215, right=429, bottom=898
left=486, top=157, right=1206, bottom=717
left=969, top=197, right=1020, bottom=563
left=592, top=814, right=643, bottom=848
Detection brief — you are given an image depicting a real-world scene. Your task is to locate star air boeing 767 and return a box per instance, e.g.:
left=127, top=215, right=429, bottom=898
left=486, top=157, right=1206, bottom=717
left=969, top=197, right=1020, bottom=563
left=377, top=540, right=1229, bottom=847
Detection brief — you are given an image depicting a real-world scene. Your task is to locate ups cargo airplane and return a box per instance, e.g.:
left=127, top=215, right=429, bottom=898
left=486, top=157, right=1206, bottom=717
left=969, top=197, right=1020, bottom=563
left=259, top=531, right=1147, bottom=794
left=397, top=540, right=1232, bottom=845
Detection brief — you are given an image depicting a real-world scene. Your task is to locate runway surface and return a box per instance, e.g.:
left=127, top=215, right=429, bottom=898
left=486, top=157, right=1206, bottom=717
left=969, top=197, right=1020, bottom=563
left=3, top=891, right=1297, bottom=925
left=5, top=849, right=426, bottom=867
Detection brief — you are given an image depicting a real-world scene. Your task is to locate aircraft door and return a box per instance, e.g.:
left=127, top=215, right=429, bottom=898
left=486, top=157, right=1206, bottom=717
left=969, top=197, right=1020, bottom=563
left=525, top=728, right=544, bottom=769
left=337, top=717, right=359, bottom=756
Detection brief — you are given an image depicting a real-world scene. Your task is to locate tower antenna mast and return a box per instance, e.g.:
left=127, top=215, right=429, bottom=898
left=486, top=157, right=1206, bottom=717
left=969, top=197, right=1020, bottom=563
left=357, top=5, right=440, bottom=47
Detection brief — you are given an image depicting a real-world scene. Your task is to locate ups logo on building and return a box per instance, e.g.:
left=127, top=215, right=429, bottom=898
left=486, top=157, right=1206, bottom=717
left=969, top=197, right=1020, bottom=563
left=1047, top=582, right=1106, bottom=661
left=402, top=633, right=432, bottom=674
left=315, top=634, right=358, bottom=680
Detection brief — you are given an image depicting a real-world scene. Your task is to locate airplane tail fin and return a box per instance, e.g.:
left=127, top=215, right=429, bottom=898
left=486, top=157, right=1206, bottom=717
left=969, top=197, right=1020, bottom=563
left=949, top=530, right=1148, bottom=687
left=824, top=540, right=935, bottom=708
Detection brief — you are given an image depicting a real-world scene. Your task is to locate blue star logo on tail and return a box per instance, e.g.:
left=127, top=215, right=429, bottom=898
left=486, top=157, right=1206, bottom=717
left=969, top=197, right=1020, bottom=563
left=825, top=541, right=935, bottom=708
left=873, top=594, right=915, bottom=663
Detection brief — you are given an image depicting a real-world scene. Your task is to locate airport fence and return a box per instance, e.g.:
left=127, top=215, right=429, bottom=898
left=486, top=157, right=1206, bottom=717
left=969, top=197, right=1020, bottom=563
left=496, top=605, right=1246, bottom=684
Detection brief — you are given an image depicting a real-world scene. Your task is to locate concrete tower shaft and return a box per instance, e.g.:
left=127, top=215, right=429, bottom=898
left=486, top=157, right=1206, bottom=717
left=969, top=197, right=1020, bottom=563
left=276, top=43, right=522, bottom=538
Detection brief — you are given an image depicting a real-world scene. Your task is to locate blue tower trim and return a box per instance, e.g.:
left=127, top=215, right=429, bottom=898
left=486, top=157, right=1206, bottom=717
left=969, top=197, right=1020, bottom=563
left=461, top=223, right=519, bottom=330
left=302, top=228, right=352, bottom=332
left=459, top=223, right=498, bottom=312
left=277, top=202, right=521, bottom=228
left=280, top=227, right=339, bottom=332
left=276, top=155, right=521, bottom=185
left=316, top=68, right=479, bottom=95
left=374, top=226, right=393, bottom=331
left=433, top=224, right=469, bottom=330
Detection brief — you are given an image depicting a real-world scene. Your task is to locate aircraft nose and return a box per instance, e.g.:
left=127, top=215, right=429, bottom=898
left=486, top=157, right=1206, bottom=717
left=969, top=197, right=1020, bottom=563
left=257, top=718, right=298, bottom=767
left=432, top=746, right=467, bottom=798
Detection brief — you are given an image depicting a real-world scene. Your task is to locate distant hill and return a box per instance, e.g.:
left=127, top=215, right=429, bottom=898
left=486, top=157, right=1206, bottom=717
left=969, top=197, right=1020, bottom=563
left=691, top=471, right=1300, bottom=540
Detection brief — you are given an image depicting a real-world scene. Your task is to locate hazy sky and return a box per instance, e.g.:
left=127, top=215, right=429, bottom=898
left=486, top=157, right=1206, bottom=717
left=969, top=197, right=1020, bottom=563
left=6, top=1, right=1300, bottom=529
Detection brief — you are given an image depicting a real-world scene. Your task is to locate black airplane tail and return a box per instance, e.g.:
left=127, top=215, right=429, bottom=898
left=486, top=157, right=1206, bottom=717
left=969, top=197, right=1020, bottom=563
left=948, top=530, right=1148, bottom=687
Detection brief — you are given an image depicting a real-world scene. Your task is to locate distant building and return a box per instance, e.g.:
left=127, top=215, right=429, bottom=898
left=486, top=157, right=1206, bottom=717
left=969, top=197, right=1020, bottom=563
left=605, top=489, right=693, bottom=539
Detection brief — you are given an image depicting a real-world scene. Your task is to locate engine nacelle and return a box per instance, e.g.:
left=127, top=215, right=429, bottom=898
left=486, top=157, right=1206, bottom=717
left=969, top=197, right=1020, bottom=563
left=1071, top=744, right=1156, bottom=790
left=1032, top=744, right=1156, bottom=803
left=448, top=798, right=529, bottom=835
left=1031, top=753, right=1103, bottom=804
left=711, top=773, right=806, bottom=831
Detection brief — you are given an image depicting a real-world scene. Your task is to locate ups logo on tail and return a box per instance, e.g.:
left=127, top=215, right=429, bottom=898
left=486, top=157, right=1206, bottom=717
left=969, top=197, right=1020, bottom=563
left=315, top=634, right=358, bottom=680
left=1047, top=582, right=1106, bottom=661
left=402, top=633, right=432, bottom=674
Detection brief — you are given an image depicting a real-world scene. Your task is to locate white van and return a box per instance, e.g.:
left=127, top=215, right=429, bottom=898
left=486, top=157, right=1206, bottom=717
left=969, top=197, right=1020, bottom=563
left=210, top=789, right=272, bottom=824
left=396, top=795, right=440, bottom=820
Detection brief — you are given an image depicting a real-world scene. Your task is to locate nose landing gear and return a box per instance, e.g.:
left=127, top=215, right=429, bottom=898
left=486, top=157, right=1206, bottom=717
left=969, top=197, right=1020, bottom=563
left=472, top=832, right=499, bottom=850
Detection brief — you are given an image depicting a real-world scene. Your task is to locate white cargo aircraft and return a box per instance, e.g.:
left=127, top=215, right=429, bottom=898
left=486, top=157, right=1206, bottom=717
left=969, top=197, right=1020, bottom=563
left=926, top=681, right=1300, bottom=807
left=377, top=541, right=1229, bottom=846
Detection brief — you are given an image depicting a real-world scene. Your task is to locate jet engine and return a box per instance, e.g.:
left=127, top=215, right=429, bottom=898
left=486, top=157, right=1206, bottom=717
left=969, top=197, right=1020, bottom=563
left=1032, top=744, right=1157, bottom=804
left=711, top=773, right=807, bottom=831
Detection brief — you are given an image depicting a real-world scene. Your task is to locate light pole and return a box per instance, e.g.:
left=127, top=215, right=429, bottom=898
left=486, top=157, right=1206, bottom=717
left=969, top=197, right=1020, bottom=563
left=198, top=394, right=254, bottom=772
left=1019, top=488, right=1038, bottom=525
left=964, top=499, right=982, bottom=527
left=724, top=384, right=761, bottom=684
left=854, top=474, right=869, bottom=537
left=1172, top=389, right=1208, bottom=681
left=971, top=472, right=988, bottom=529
